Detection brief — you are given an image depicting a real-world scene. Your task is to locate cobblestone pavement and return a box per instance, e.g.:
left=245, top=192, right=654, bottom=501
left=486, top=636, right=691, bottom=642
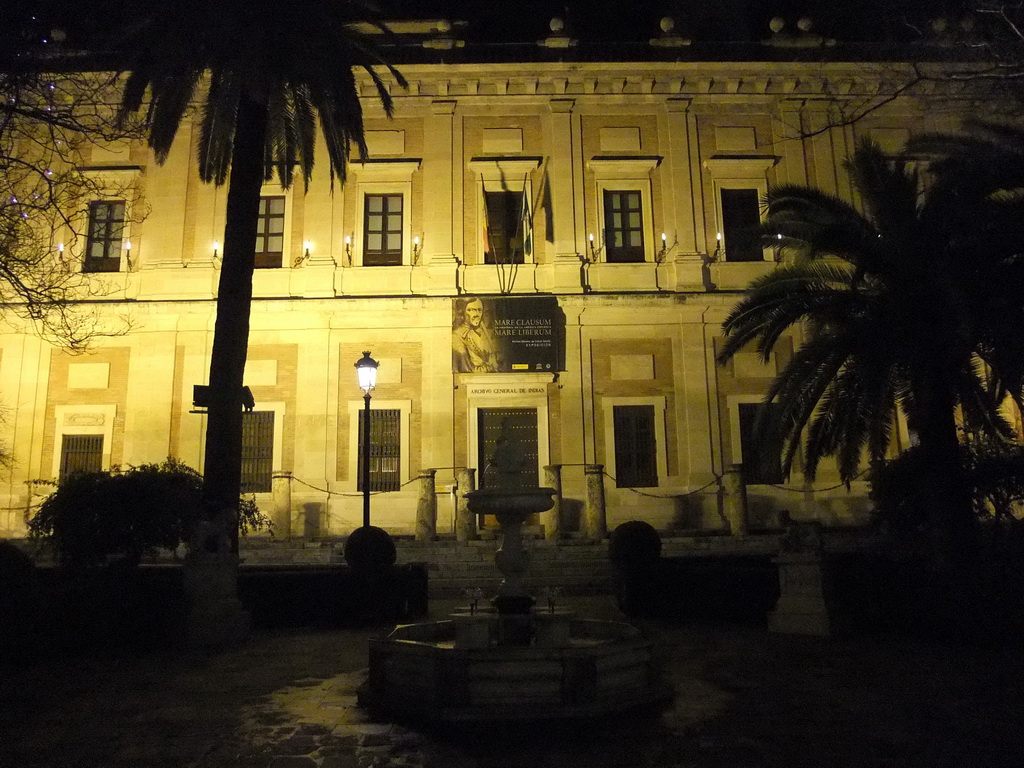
left=3, top=597, right=1023, bottom=768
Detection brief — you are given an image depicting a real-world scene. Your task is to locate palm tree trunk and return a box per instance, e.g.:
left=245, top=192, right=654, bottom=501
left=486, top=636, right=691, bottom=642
left=199, top=93, right=266, bottom=554
left=911, top=378, right=976, bottom=567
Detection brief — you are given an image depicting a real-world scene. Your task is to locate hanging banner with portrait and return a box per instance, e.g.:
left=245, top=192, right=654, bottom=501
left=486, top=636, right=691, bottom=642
left=452, top=296, right=560, bottom=373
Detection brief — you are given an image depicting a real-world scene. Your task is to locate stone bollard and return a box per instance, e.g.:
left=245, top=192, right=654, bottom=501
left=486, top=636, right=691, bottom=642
left=542, top=465, right=563, bottom=541
left=416, top=469, right=437, bottom=541
left=271, top=471, right=292, bottom=539
left=584, top=464, right=608, bottom=541
left=769, top=521, right=844, bottom=636
left=721, top=463, right=748, bottom=536
left=455, top=467, right=477, bottom=542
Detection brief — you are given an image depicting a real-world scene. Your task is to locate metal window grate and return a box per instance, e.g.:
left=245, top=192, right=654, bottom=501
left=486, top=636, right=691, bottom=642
left=358, top=409, right=401, bottom=492
left=241, top=411, right=274, bottom=493
left=613, top=405, right=658, bottom=487
left=737, top=402, right=785, bottom=484
left=59, top=434, right=104, bottom=481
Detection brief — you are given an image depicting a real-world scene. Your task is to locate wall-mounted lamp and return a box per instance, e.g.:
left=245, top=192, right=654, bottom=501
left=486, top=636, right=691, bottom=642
left=292, top=240, right=314, bottom=267
left=412, top=235, right=422, bottom=264
left=344, top=235, right=352, bottom=265
left=124, top=240, right=133, bottom=268
left=212, top=240, right=219, bottom=260
left=586, top=232, right=603, bottom=262
left=709, top=231, right=723, bottom=262
left=656, top=232, right=678, bottom=264
left=57, top=242, right=64, bottom=256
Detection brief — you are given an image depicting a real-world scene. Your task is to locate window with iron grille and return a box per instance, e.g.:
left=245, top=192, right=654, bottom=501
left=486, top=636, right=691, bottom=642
left=358, top=408, right=401, bottom=492
left=603, top=190, right=645, bottom=263
left=241, top=411, right=274, bottom=493
left=84, top=200, right=125, bottom=273
left=363, top=194, right=403, bottom=266
left=254, top=196, right=285, bottom=268
left=477, top=408, right=538, bottom=489
left=483, top=190, right=527, bottom=265
left=613, top=405, right=658, bottom=487
left=59, top=434, right=104, bottom=481
left=737, top=402, right=785, bottom=484
left=720, top=188, right=763, bottom=262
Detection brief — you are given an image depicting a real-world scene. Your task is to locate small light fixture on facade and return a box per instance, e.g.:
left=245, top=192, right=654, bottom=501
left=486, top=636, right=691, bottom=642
left=212, top=240, right=219, bottom=259
left=657, top=232, right=677, bottom=264
left=344, top=234, right=352, bottom=265
left=57, top=242, right=64, bottom=255
left=412, top=235, right=422, bottom=264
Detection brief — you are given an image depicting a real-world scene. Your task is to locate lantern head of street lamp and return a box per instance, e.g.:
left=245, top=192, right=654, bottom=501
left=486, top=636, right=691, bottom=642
left=355, top=350, right=379, bottom=394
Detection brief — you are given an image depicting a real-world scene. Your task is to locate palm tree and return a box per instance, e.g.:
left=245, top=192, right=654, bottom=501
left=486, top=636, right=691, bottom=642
left=717, top=135, right=1024, bottom=562
left=116, top=0, right=404, bottom=643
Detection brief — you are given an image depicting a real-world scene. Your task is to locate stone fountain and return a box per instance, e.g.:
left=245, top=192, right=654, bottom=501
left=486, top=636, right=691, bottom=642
left=358, top=435, right=672, bottom=723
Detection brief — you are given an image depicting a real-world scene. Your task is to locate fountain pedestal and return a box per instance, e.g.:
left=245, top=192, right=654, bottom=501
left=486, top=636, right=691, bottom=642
left=358, top=484, right=674, bottom=722
left=466, top=487, right=554, bottom=605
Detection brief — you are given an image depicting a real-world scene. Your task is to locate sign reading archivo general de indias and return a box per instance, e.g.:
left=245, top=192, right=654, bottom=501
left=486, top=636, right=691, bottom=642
left=452, top=296, right=559, bottom=373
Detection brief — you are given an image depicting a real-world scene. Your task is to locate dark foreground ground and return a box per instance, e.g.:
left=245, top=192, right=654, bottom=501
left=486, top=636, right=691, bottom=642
left=3, top=596, right=1023, bottom=768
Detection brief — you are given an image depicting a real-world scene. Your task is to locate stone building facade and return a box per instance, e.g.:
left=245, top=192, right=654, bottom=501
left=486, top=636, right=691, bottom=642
left=0, top=28, right=970, bottom=541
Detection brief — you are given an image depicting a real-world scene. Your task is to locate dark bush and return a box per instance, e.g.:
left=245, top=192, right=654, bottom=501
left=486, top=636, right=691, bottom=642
left=608, top=520, right=662, bottom=570
left=609, top=521, right=663, bottom=615
left=344, top=525, right=397, bottom=571
left=27, top=458, right=271, bottom=571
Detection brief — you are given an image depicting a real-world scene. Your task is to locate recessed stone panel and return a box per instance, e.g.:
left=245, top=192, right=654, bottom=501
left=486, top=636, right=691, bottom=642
left=90, top=141, right=132, bottom=164
left=365, top=130, right=406, bottom=156
left=376, top=357, right=403, bottom=384
left=482, top=128, right=523, bottom=154
left=599, top=127, right=642, bottom=152
left=610, top=354, right=654, bottom=380
left=245, top=359, right=278, bottom=386
left=732, top=351, right=775, bottom=378
left=67, top=363, right=110, bottom=389
left=715, top=126, right=757, bottom=151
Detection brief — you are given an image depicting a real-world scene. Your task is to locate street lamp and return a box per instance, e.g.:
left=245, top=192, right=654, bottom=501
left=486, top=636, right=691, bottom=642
left=354, top=351, right=379, bottom=527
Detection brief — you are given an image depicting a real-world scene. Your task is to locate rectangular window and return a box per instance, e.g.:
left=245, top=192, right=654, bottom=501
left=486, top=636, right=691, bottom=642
left=363, top=194, right=403, bottom=266
left=613, top=405, right=658, bottom=487
left=59, top=434, right=104, bottom=481
left=603, top=190, right=645, bottom=263
left=737, top=402, right=785, bottom=485
left=357, top=408, right=401, bottom=492
left=84, top=200, right=125, bottom=273
left=483, top=190, right=527, bottom=265
left=477, top=407, right=538, bottom=489
left=255, top=196, right=285, bottom=268
left=720, top=188, right=763, bottom=262
left=241, top=411, right=274, bottom=493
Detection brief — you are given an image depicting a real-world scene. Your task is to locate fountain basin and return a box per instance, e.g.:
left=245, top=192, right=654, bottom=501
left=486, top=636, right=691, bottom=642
left=359, top=617, right=673, bottom=723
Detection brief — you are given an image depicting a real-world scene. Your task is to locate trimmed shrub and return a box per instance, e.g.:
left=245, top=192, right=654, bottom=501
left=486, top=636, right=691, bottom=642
left=27, top=457, right=272, bottom=571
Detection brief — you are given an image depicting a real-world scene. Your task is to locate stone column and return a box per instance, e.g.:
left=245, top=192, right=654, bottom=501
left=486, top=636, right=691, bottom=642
left=584, top=464, right=607, bottom=541
left=416, top=469, right=437, bottom=541
left=721, top=464, right=749, bottom=536
left=455, top=467, right=477, bottom=542
left=542, top=465, right=563, bottom=541
left=271, top=471, right=292, bottom=539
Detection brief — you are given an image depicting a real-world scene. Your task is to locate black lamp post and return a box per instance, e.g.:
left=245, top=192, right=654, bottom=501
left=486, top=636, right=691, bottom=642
left=354, top=351, right=379, bottom=527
